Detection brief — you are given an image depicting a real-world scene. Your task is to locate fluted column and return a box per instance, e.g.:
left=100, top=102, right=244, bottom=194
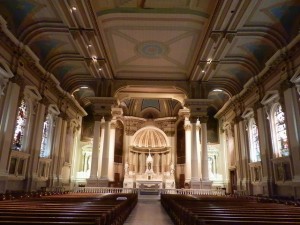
left=154, top=154, right=159, bottom=173
left=196, top=121, right=201, bottom=179
left=282, top=82, right=300, bottom=182
left=200, top=117, right=209, bottom=181
left=128, top=151, right=133, bottom=171
left=97, top=118, right=105, bottom=178
left=89, top=120, right=101, bottom=179
left=100, top=119, right=110, bottom=181
left=184, top=118, right=192, bottom=184
left=190, top=117, right=201, bottom=188
left=108, top=119, right=116, bottom=181
left=134, top=153, right=139, bottom=173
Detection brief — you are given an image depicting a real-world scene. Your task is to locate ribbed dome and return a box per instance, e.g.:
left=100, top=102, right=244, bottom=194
left=132, top=127, right=167, bottom=150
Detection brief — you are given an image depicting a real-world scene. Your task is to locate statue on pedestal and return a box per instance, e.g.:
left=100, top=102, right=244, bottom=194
left=145, top=149, right=153, bottom=174
left=124, top=161, right=129, bottom=175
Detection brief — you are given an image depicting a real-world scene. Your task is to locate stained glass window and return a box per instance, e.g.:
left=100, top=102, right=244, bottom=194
left=273, top=104, right=289, bottom=157
left=12, top=99, right=28, bottom=150
left=249, top=118, right=261, bottom=162
left=40, top=114, right=51, bottom=158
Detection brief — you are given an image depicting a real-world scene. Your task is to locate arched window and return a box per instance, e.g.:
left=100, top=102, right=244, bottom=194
left=12, top=99, right=28, bottom=150
left=40, top=114, right=51, bottom=158
left=249, top=118, right=261, bottom=162
left=271, top=103, right=289, bottom=157
left=39, top=104, right=60, bottom=158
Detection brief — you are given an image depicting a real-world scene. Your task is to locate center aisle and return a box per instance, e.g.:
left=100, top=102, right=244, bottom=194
left=124, top=195, right=174, bottom=225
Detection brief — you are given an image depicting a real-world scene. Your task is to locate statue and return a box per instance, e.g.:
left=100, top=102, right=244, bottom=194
left=124, top=161, right=129, bottom=175
left=170, top=162, right=174, bottom=175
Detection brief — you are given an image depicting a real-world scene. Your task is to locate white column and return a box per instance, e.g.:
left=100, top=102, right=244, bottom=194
left=25, top=101, right=46, bottom=191
left=89, top=120, right=101, bottom=179
left=184, top=118, right=192, bottom=183
left=283, top=85, right=300, bottom=182
left=57, top=117, right=68, bottom=184
left=134, top=153, right=138, bottom=173
left=196, top=121, right=201, bottom=179
left=190, top=118, right=200, bottom=188
left=200, top=117, right=209, bottom=181
left=97, top=118, right=105, bottom=178
left=108, top=119, right=116, bottom=181
left=128, top=151, right=133, bottom=171
left=100, top=120, right=110, bottom=180
left=154, top=154, right=159, bottom=173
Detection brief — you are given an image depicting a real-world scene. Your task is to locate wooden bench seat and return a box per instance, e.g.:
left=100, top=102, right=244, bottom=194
left=161, top=194, right=300, bottom=225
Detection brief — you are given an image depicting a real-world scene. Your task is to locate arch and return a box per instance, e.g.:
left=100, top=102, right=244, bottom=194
left=131, top=126, right=170, bottom=151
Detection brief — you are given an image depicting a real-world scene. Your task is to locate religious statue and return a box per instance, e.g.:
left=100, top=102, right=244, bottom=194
left=170, top=162, right=174, bottom=175
left=124, top=161, right=129, bottom=175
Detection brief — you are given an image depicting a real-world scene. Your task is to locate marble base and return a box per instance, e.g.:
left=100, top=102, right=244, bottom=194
left=86, top=178, right=109, bottom=187
left=201, top=180, right=213, bottom=189
left=190, top=179, right=201, bottom=189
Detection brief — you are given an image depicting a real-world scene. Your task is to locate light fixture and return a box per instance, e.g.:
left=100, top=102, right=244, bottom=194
left=88, top=44, right=92, bottom=48
left=72, top=6, right=77, bottom=11
left=92, top=56, right=97, bottom=62
left=98, top=68, right=102, bottom=71
left=202, top=70, right=205, bottom=73
left=80, top=86, right=89, bottom=89
left=207, top=58, right=212, bottom=64
left=213, top=89, right=222, bottom=92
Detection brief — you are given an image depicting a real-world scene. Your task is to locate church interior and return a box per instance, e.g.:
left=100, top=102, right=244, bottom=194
left=0, top=0, right=300, bottom=216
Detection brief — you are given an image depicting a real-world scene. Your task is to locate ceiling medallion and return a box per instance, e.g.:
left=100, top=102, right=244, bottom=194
left=137, top=41, right=168, bottom=58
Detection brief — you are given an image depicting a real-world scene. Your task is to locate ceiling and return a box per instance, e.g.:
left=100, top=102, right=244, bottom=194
left=0, top=0, right=299, bottom=112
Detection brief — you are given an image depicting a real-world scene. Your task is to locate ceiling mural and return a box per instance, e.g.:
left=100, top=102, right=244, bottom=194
left=0, top=0, right=298, bottom=113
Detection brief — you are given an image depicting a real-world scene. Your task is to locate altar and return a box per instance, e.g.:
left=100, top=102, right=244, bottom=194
left=123, top=150, right=175, bottom=190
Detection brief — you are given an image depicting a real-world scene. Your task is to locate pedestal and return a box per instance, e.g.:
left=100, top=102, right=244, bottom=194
left=201, top=180, right=213, bottom=189
left=191, top=179, right=201, bottom=189
left=123, top=177, right=134, bottom=188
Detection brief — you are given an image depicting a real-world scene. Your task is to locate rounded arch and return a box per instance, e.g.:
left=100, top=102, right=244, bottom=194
left=114, top=85, right=187, bottom=105
left=131, top=125, right=170, bottom=151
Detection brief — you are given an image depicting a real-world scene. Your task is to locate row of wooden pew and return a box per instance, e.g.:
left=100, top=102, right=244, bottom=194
left=0, top=191, right=69, bottom=201
left=161, top=194, right=300, bottom=225
left=0, top=192, right=138, bottom=224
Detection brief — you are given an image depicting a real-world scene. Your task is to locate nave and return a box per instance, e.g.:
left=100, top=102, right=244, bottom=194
left=2, top=191, right=300, bottom=225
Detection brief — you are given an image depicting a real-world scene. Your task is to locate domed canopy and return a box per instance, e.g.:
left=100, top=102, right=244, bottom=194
left=132, top=126, right=169, bottom=152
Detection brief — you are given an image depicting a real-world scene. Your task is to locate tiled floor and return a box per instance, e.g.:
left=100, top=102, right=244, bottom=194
left=124, top=195, right=174, bottom=225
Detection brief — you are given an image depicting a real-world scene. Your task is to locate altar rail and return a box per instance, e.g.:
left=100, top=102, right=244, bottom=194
left=161, top=188, right=225, bottom=195
left=73, top=187, right=138, bottom=194
left=73, top=187, right=225, bottom=196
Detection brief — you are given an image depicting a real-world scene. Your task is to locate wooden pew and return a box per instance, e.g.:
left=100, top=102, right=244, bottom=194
left=0, top=193, right=137, bottom=225
left=161, top=194, right=300, bottom=225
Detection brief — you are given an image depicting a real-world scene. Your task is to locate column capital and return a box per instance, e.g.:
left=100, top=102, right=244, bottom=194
left=111, top=107, right=123, bottom=119
left=184, top=98, right=213, bottom=118
left=178, top=108, right=190, bottom=119
left=184, top=123, right=192, bottom=131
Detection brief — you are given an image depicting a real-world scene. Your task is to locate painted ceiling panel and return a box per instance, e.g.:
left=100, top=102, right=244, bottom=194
left=246, top=0, right=300, bottom=39
left=52, top=61, right=89, bottom=81
left=0, top=0, right=60, bottom=35
left=29, top=34, right=76, bottom=62
left=100, top=14, right=206, bottom=79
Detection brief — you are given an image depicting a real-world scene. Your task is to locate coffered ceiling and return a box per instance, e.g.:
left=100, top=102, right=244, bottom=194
left=0, top=0, right=299, bottom=110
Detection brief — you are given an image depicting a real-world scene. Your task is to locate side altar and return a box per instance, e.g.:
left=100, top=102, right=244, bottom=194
left=123, top=151, right=175, bottom=189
